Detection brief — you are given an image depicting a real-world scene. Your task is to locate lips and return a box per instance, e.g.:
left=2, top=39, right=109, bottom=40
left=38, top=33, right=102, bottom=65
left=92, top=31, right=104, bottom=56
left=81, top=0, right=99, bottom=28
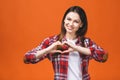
left=67, top=26, right=73, bottom=30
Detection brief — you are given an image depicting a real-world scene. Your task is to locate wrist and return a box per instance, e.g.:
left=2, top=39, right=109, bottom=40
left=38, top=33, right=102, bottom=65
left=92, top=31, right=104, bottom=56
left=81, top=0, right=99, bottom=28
left=36, top=48, right=50, bottom=58
left=74, top=45, right=79, bottom=51
left=45, top=48, right=50, bottom=54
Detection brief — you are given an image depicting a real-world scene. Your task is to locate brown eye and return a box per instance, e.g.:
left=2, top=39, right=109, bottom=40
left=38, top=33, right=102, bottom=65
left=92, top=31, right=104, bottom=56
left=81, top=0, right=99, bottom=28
left=74, top=20, right=79, bottom=23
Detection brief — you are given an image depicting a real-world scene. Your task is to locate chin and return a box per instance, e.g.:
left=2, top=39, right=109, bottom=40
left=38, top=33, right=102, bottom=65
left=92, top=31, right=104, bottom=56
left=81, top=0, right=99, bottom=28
left=66, top=31, right=73, bottom=33
left=66, top=30, right=74, bottom=33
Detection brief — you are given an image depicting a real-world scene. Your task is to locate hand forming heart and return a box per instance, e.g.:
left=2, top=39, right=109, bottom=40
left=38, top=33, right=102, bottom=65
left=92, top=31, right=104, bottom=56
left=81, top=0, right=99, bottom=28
left=56, top=44, right=74, bottom=54
left=49, top=41, right=75, bottom=54
left=57, top=44, right=69, bottom=51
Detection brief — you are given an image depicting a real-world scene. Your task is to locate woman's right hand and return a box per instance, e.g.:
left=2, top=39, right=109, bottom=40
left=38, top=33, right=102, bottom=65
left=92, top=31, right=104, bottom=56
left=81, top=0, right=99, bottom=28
left=35, top=41, right=63, bottom=59
left=46, top=41, right=63, bottom=54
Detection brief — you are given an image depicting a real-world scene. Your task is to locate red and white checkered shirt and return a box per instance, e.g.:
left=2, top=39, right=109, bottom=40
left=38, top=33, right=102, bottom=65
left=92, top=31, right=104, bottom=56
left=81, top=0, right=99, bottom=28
left=24, top=35, right=107, bottom=80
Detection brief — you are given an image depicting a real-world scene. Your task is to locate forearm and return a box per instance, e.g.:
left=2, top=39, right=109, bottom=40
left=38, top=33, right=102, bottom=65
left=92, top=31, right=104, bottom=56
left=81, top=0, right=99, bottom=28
left=35, top=43, right=55, bottom=58
left=24, top=47, right=51, bottom=64
left=74, top=46, right=91, bottom=55
left=35, top=48, right=50, bottom=59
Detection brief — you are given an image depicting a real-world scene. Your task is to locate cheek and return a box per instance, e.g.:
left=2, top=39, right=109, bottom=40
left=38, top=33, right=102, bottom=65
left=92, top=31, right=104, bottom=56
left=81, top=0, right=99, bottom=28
left=64, top=20, right=69, bottom=28
left=63, top=23, right=67, bottom=30
left=64, top=19, right=69, bottom=25
left=73, top=23, right=80, bottom=29
left=73, top=23, right=79, bottom=27
left=75, top=27, right=80, bottom=31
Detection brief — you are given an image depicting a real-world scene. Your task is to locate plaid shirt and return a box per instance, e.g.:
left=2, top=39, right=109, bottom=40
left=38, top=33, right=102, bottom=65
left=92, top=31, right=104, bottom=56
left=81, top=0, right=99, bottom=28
left=24, top=35, right=107, bottom=80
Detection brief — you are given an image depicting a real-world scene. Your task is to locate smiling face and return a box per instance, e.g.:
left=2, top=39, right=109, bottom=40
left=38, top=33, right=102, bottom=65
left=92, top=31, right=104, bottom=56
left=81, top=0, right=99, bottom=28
left=59, top=6, right=88, bottom=41
left=64, top=12, right=82, bottom=35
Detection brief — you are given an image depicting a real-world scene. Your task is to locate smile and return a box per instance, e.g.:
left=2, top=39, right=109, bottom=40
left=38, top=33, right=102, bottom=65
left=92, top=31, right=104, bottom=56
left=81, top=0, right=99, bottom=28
left=67, top=26, right=74, bottom=30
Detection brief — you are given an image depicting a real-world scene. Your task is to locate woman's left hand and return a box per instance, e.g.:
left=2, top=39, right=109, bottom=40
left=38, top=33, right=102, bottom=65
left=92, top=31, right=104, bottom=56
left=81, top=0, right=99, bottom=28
left=61, top=40, right=76, bottom=53
left=62, top=40, right=91, bottom=55
left=61, top=47, right=74, bottom=53
left=62, top=41, right=76, bottom=49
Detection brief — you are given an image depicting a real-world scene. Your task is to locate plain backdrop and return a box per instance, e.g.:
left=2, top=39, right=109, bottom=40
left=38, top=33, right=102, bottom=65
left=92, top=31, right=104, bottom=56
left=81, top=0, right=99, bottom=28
left=0, top=0, right=120, bottom=80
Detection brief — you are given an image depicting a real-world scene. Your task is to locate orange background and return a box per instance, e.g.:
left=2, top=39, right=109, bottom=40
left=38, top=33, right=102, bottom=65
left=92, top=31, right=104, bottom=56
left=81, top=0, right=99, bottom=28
left=0, top=0, right=120, bottom=80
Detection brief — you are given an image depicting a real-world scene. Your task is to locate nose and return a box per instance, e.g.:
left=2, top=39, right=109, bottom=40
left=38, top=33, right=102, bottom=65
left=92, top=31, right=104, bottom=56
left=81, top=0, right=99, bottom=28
left=69, top=21, right=73, bottom=26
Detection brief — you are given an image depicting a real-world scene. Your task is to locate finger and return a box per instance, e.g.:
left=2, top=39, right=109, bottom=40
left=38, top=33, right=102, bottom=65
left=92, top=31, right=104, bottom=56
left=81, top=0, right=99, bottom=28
left=55, top=50, right=63, bottom=53
left=62, top=41, right=68, bottom=45
left=62, top=50, right=70, bottom=53
left=62, top=48, right=74, bottom=53
left=50, top=50, right=62, bottom=53
left=62, top=41, right=73, bottom=47
left=57, top=41, right=62, bottom=45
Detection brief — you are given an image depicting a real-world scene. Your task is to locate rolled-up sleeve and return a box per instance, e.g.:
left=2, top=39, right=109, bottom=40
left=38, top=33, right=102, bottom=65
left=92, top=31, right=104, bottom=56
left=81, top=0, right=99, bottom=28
left=24, top=38, right=50, bottom=64
left=85, top=38, right=108, bottom=62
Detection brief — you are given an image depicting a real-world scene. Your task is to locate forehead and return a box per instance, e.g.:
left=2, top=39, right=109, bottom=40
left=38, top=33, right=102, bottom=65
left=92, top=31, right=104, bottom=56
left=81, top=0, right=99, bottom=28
left=65, top=12, right=80, bottom=20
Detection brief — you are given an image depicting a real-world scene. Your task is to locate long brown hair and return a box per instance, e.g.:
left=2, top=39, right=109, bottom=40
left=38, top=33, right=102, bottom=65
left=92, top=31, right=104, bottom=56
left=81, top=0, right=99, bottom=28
left=58, top=6, right=88, bottom=46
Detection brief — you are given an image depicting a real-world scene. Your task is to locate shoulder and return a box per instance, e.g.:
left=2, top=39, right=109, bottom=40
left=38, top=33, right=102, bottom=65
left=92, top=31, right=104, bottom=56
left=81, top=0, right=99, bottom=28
left=49, top=34, right=59, bottom=40
left=42, top=34, right=59, bottom=43
left=40, top=34, right=59, bottom=46
left=47, top=34, right=60, bottom=42
left=83, top=37, right=94, bottom=46
left=84, top=37, right=91, bottom=42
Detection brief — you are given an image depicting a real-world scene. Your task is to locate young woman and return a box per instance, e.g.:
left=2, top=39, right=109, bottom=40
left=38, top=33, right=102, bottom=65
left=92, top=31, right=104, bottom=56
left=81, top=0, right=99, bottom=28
left=24, top=6, right=108, bottom=80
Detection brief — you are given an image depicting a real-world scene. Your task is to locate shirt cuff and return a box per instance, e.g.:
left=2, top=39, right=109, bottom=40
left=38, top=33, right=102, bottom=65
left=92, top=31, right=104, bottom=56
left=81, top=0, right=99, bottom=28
left=24, top=53, right=36, bottom=64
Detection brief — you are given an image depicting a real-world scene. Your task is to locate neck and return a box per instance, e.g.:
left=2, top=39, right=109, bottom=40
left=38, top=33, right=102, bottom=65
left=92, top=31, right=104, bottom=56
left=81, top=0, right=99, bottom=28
left=65, top=33, right=77, bottom=40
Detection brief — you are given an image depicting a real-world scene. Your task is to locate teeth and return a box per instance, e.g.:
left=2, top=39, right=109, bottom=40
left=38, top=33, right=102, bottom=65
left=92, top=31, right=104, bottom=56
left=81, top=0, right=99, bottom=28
left=68, top=27, right=73, bottom=30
